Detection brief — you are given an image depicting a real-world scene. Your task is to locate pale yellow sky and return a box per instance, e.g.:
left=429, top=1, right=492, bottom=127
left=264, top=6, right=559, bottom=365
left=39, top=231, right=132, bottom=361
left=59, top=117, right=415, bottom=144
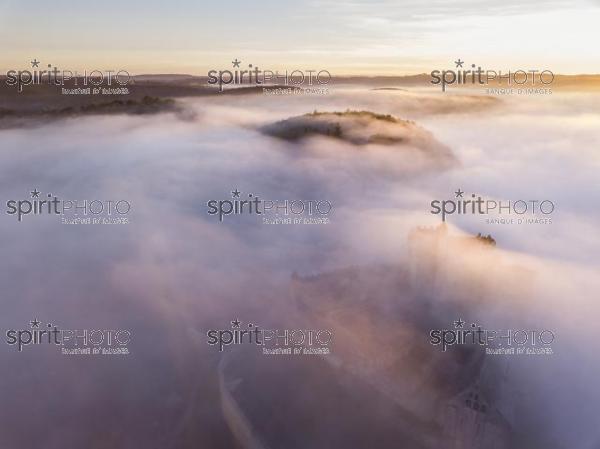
left=1, top=0, right=599, bottom=75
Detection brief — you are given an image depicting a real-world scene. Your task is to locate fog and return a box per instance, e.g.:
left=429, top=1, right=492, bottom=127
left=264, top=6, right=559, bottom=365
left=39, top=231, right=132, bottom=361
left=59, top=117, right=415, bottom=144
left=0, top=86, right=598, bottom=448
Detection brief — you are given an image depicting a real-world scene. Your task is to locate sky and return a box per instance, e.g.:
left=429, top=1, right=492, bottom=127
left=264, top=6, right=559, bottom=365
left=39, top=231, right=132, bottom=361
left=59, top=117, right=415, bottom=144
left=0, top=0, right=599, bottom=74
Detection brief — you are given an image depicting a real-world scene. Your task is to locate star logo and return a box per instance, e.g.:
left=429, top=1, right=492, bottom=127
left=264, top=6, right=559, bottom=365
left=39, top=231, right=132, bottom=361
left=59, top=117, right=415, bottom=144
left=454, top=59, right=464, bottom=68
left=31, top=189, right=40, bottom=198
left=454, top=318, right=465, bottom=329
left=30, top=318, right=41, bottom=328
left=231, top=319, right=241, bottom=328
left=455, top=188, right=464, bottom=198
left=231, top=189, right=241, bottom=198
left=232, top=59, right=241, bottom=68
left=31, top=59, right=40, bottom=68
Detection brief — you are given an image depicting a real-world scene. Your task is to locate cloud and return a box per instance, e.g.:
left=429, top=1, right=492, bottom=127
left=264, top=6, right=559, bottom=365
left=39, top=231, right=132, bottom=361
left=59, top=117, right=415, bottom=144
left=0, top=86, right=598, bottom=447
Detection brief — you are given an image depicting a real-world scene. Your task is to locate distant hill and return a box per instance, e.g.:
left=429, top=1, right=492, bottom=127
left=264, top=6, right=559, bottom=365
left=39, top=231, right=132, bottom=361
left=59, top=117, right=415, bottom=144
left=260, top=110, right=458, bottom=174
